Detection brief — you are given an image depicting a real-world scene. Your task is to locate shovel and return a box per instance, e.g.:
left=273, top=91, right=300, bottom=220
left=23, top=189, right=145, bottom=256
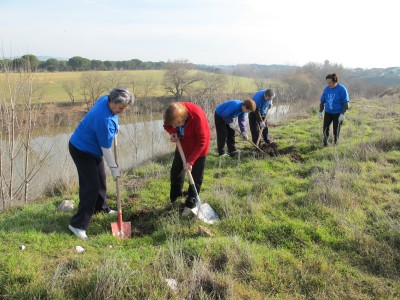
left=176, top=139, right=220, bottom=225
left=111, top=135, right=131, bottom=238
left=235, top=128, right=266, bottom=154
left=256, top=114, right=269, bottom=147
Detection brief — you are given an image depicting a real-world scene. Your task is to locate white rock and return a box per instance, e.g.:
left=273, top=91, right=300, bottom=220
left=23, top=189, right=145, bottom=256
left=75, top=245, right=85, bottom=253
left=19, top=245, right=26, bottom=250
left=58, top=200, right=75, bottom=212
left=165, top=278, right=177, bottom=292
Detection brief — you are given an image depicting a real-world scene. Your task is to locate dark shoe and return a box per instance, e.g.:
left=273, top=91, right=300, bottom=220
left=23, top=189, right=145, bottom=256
left=184, top=197, right=196, bottom=209
left=166, top=201, right=179, bottom=211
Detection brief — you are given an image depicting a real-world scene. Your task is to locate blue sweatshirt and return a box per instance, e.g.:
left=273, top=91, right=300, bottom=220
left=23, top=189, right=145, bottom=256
left=252, top=90, right=272, bottom=116
left=70, top=95, right=118, bottom=157
left=215, top=100, right=247, bottom=132
left=320, top=83, right=350, bottom=114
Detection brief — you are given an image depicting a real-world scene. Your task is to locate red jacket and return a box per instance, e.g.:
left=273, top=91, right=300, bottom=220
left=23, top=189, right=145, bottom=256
left=163, top=102, right=210, bottom=165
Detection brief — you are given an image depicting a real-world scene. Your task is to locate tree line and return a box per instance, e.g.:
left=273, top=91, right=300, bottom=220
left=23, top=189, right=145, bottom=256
left=0, top=54, right=167, bottom=72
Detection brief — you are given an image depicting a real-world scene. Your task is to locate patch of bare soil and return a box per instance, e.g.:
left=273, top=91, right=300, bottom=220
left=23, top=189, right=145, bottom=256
left=278, top=145, right=305, bottom=163
left=259, top=142, right=279, bottom=157
left=375, top=111, right=399, bottom=119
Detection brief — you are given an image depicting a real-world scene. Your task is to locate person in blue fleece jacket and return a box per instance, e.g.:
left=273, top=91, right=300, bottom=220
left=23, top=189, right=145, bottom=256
left=214, top=99, right=256, bottom=157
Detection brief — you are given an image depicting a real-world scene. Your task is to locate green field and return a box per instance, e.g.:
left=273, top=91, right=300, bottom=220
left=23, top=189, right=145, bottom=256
left=1, top=70, right=264, bottom=103
left=0, top=96, right=399, bottom=299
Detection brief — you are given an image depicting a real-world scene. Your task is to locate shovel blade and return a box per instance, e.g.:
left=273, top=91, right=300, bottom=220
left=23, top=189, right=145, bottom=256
left=111, top=221, right=131, bottom=239
left=191, top=203, right=220, bottom=225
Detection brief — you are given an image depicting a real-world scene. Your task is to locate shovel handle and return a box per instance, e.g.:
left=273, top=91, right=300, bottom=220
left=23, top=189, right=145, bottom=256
left=256, top=113, right=268, bottom=146
left=113, top=136, right=122, bottom=226
left=176, top=139, right=195, bottom=185
left=234, top=128, right=266, bottom=154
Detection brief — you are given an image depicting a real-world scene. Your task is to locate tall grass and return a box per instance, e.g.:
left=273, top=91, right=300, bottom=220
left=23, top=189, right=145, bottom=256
left=0, top=96, right=399, bottom=299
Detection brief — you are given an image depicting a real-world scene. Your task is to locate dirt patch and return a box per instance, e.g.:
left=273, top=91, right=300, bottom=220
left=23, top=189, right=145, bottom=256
left=259, top=142, right=279, bottom=157
left=375, top=112, right=399, bottom=119
left=278, top=145, right=304, bottom=163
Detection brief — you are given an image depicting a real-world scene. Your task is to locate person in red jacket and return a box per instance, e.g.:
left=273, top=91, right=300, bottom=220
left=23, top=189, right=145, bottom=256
left=163, top=102, right=210, bottom=216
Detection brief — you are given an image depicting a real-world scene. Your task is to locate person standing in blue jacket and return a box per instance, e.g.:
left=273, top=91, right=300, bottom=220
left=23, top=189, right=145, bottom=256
left=319, top=73, right=349, bottom=146
left=214, top=99, right=256, bottom=157
left=249, top=89, right=275, bottom=145
left=68, top=87, right=133, bottom=240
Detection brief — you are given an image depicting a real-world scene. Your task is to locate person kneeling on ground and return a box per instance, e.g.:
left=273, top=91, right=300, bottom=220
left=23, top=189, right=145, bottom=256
left=214, top=98, right=256, bottom=157
left=163, top=102, right=210, bottom=216
left=68, top=87, right=133, bottom=240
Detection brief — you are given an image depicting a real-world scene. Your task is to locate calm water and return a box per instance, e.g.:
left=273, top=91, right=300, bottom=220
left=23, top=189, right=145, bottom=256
left=1, top=105, right=289, bottom=206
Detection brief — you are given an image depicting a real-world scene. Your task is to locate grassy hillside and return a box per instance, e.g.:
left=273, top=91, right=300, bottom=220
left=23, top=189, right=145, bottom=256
left=0, top=70, right=262, bottom=103
left=0, top=96, right=399, bottom=299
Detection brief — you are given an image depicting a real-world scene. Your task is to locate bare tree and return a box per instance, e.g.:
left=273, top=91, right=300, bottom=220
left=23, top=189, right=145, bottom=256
left=162, top=59, right=201, bottom=100
left=0, top=55, right=52, bottom=207
left=80, top=72, right=106, bottom=110
left=62, top=81, right=76, bottom=103
left=103, top=72, right=126, bottom=92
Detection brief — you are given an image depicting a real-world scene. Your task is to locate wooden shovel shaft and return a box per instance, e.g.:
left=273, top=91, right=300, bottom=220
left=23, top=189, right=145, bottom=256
left=256, top=113, right=268, bottom=146
left=235, top=129, right=266, bottom=154
left=114, top=137, right=122, bottom=218
left=111, top=135, right=131, bottom=238
left=176, top=139, right=196, bottom=186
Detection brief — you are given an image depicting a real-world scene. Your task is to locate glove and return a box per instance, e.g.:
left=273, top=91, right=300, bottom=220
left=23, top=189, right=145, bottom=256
left=229, top=123, right=236, bottom=130
left=260, top=122, right=266, bottom=128
left=110, top=166, right=120, bottom=180
left=318, top=112, right=322, bottom=119
left=241, top=132, right=248, bottom=140
left=338, top=114, right=345, bottom=122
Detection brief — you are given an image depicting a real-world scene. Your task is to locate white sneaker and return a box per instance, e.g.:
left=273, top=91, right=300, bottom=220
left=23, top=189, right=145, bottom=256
left=181, top=207, right=193, bottom=217
left=108, top=209, right=117, bottom=214
left=68, top=225, right=88, bottom=241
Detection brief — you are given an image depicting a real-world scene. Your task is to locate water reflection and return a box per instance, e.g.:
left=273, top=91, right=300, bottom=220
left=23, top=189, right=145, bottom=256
left=1, top=105, right=289, bottom=206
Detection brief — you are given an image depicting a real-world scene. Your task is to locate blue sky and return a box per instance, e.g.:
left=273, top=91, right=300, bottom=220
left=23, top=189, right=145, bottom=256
left=0, top=0, right=398, bottom=68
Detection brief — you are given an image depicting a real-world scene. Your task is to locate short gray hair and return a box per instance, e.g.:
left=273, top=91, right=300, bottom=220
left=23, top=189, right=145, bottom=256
left=109, top=87, right=134, bottom=105
left=264, top=89, right=275, bottom=98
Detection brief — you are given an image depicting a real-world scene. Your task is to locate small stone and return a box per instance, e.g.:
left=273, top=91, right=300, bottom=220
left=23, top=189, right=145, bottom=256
left=19, top=245, right=26, bottom=250
left=75, top=245, right=85, bottom=253
left=108, top=245, right=113, bottom=249
left=165, top=278, right=177, bottom=292
left=58, top=200, right=75, bottom=212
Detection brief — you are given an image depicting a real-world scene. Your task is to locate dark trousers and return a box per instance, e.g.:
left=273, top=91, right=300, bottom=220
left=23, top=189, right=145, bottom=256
left=323, top=113, right=342, bottom=146
left=170, top=150, right=206, bottom=208
left=249, top=111, right=270, bottom=144
left=69, top=142, right=109, bottom=230
left=214, top=112, right=236, bottom=155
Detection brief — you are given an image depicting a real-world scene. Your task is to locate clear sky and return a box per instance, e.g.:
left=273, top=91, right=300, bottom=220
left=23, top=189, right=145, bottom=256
left=0, top=0, right=398, bottom=69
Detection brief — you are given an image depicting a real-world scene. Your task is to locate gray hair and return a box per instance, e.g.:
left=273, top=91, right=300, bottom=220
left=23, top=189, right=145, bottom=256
left=109, top=87, right=134, bottom=105
left=264, top=89, right=275, bottom=98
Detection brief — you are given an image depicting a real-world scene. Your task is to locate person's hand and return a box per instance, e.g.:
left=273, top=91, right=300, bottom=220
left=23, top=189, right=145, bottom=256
left=184, top=162, right=192, bottom=172
left=260, top=122, right=266, bottom=128
left=338, top=114, right=345, bottom=122
left=110, top=166, right=120, bottom=180
left=241, top=132, right=248, bottom=140
left=318, top=112, right=322, bottom=120
left=170, top=133, right=178, bottom=143
left=229, top=123, right=236, bottom=130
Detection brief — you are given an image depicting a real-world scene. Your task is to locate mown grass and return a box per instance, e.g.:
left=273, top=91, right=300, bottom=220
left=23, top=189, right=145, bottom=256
left=0, top=70, right=264, bottom=103
left=0, top=96, right=399, bottom=299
